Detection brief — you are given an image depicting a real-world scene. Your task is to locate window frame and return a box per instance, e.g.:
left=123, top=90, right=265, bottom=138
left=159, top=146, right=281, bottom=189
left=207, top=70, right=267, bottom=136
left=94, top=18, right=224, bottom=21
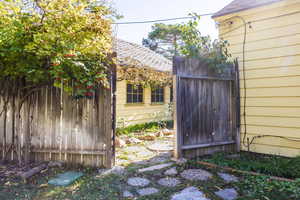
left=151, top=86, right=164, bottom=103
left=170, top=87, right=173, bottom=102
left=126, top=84, right=144, bottom=104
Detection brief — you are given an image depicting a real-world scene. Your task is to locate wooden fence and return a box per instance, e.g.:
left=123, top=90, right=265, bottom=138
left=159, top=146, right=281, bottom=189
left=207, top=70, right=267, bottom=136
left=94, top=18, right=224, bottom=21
left=173, top=57, right=240, bottom=158
left=0, top=70, right=116, bottom=168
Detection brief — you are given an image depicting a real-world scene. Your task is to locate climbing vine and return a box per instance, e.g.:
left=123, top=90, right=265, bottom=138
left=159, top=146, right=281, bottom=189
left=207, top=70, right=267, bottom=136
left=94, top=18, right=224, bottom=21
left=0, top=0, right=114, bottom=98
left=117, top=57, right=172, bottom=87
left=0, top=0, right=114, bottom=163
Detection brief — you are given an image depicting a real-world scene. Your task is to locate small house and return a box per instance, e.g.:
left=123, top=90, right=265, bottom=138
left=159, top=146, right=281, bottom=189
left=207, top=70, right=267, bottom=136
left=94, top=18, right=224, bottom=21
left=113, top=39, right=173, bottom=127
left=213, top=0, right=300, bottom=157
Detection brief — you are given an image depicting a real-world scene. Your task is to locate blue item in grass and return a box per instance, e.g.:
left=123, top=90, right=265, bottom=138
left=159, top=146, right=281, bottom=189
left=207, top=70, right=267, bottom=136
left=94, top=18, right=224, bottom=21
left=48, top=171, right=83, bottom=186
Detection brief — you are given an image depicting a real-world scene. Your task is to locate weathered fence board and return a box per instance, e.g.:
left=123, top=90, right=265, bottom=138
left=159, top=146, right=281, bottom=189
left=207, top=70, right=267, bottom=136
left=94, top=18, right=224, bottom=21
left=0, top=70, right=116, bottom=168
left=173, top=57, right=239, bottom=158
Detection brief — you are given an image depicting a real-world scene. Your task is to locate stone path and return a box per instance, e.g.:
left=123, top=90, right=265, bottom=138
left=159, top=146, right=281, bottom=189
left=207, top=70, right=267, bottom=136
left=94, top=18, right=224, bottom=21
left=218, top=172, right=238, bottom=183
left=122, top=164, right=239, bottom=199
left=116, top=132, right=239, bottom=199
left=157, top=177, right=181, bottom=187
left=147, top=140, right=174, bottom=152
left=138, top=162, right=173, bottom=173
left=171, top=187, right=209, bottom=200
left=123, top=190, right=134, bottom=198
left=137, top=187, right=159, bottom=196
left=116, top=136, right=173, bottom=166
left=127, top=177, right=150, bottom=187
left=181, top=169, right=213, bottom=181
left=164, top=167, right=178, bottom=175
left=215, top=188, right=238, bottom=200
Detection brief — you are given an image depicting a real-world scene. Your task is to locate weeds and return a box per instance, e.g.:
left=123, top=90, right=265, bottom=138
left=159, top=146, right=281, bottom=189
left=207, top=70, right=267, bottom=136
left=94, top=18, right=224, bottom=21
left=203, top=152, right=300, bottom=179
left=116, top=120, right=173, bottom=136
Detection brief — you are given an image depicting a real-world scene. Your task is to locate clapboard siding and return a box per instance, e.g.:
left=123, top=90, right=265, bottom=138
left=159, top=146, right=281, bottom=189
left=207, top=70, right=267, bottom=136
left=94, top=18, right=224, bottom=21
left=116, top=80, right=172, bottom=127
left=214, top=0, right=300, bottom=157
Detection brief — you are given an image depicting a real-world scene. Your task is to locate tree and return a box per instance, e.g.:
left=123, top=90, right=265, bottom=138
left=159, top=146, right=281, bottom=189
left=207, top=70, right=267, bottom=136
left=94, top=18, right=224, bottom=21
left=143, top=15, right=232, bottom=72
left=143, top=23, right=182, bottom=59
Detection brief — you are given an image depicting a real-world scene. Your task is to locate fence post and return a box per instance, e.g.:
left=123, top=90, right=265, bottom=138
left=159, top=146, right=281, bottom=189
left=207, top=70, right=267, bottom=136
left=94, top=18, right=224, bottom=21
left=234, top=59, right=241, bottom=152
left=173, top=56, right=183, bottom=159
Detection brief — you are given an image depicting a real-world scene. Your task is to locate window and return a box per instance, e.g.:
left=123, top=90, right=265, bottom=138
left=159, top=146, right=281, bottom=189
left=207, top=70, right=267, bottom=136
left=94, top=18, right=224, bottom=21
left=127, top=84, right=143, bottom=103
left=170, top=87, right=173, bottom=102
left=151, top=87, right=164, bottom=103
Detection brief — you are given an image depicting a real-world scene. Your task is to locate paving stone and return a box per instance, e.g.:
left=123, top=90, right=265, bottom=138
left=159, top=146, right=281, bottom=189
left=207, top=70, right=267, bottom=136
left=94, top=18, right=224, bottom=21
left=123, top=190, right=134, bottom=198
left=218, top=173, right=238, bottom=183
left=100, top=166, right=126, bottom=176
left=127, top=177, right=150, bottom=187
left=215, top=188, right=238, bottom=200
left=181, top=169, right=212, bottom=181
left=135, top=150, right=155, bottom=158
left=138, top=162, right=173, bottom=173
left=147, top=140, right=174, bottom=152
left=164, top=167, right=178, bottom=176
left=126, top=146, right=147, bottom=153
left=148, top=155, right=170, bottom=164
left=137, top=187, right=159, bottom=196
left=157, top=177, right=181, bottom=187
left=171, top=187, right=210, bottom=200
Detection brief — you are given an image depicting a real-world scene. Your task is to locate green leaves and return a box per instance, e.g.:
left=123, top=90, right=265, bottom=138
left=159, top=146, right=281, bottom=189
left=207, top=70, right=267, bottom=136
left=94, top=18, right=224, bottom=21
left=0, top=0, right=114, bottom=98
left=144, top=14, right=233, bottom=73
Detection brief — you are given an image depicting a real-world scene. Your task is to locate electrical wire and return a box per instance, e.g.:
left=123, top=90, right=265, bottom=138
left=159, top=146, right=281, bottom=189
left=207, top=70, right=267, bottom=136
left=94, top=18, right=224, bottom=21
left=112, top=13, right=214, bottom=25
left=250, top=135, right=300, bottom=146
left=219, top=15, right=248, bottom=148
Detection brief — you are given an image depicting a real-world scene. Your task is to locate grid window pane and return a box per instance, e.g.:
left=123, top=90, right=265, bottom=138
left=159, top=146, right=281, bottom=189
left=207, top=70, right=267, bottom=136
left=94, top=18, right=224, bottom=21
left=127, top=84, right=143, bottom=103
left=151, top=87, right=164, bottom=103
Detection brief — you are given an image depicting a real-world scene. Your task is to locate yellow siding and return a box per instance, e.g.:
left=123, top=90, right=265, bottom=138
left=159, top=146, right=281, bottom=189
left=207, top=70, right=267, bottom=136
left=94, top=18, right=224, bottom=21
left=116, top=80, right=172, bottom=127
left=215, top=0, right=300, bottom=157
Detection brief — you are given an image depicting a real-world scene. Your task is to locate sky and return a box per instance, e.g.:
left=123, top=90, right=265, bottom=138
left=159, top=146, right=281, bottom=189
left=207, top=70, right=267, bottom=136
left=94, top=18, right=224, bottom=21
left=111, top=0, right=233, bottom=45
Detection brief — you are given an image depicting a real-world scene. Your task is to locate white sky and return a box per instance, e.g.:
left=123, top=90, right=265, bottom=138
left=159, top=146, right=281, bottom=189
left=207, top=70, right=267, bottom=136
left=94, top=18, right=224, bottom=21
left=112, top=0, right=233, bottom=45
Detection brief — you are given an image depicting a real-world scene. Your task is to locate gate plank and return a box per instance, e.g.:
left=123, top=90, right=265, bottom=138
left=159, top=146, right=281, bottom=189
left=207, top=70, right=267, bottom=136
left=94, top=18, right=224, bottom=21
left=173, top=56, right=239, bottom=158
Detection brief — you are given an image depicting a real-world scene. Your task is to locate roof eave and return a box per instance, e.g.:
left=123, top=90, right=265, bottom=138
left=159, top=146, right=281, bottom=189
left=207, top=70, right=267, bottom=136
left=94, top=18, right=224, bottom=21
left=212, top=0, right=283, bottom=18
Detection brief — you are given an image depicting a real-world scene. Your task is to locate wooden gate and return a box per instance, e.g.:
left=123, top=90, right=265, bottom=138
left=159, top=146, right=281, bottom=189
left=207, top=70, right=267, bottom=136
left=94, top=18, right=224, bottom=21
left=173, top=57, right=240, bottom=158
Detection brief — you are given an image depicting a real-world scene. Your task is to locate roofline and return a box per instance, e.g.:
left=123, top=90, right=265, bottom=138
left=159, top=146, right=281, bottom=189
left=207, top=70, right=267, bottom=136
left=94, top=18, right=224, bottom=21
left=212, top=0, right=283, bottom=18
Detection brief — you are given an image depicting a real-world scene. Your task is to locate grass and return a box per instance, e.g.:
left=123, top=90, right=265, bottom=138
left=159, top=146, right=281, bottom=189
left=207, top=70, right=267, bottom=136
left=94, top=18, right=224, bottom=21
left=185, top=160, right=300, bottom=200
left=116, top=120, right=174, bottom=136
left=202, top=152, right=300, bottom=179
left=1, top=152, right=300, bottom=200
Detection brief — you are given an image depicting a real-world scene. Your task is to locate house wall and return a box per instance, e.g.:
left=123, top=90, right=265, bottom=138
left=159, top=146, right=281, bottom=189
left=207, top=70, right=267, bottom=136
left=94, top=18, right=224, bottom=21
left=116, top=80, right=172, bottom=127
left=214, top=0, right=300, bottom=157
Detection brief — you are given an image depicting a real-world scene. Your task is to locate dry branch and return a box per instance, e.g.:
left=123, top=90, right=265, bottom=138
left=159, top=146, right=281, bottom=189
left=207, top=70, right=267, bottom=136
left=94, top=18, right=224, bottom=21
left=197, top=161, right=295, bottom=182
left=20, top=164, right=47, bottom=181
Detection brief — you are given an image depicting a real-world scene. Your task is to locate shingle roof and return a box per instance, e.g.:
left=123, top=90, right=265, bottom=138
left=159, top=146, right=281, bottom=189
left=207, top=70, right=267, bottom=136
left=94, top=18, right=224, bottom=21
left=212, top=0, right=283, bottom=18
left=113, top=39, right=172, bottom=72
